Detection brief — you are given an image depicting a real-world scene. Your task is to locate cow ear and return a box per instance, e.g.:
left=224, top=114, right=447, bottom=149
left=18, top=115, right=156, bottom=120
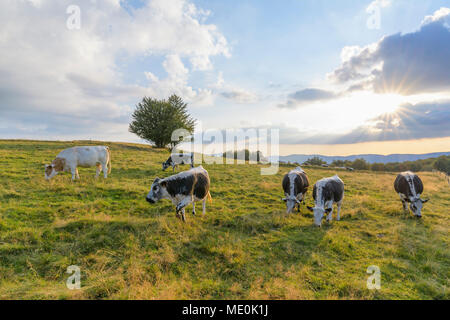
left=421, top=199, right=429, bottom=203
left=282, top=198, right=287, bottom=202
left=307, top=206, right=314, bottom=212
left=325, top=208, right=332, bottom=213
left=160, top=180, right=167, bottom=188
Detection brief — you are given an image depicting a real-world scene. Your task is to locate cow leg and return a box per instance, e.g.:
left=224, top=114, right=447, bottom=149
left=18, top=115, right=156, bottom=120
left=399, top=194, right=408, bottom=212
left=75, top=168, right=80, bottom=180
left=96, top=164, right=101, bottom=178
left=176, top=197, right=192, bottom=222
left=326, top=202, right=333, bottom=222
left=70, top=167, right=77, bottom=180
left=402, top=200, right=408, bottom=212
left=192, top=202, right=196, bottom=215
left=337, top=200, right=343, bottom=221
left=202, top=198, right=206, bottom=215
left=101, top=162, right=108, bottom=178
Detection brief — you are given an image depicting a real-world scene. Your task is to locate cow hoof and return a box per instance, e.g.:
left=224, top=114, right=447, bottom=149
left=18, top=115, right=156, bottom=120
left=192, top=210, right=196, bottom=216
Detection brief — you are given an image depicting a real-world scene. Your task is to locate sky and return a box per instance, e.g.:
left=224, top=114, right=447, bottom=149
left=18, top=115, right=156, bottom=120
left=0, top=0, right=449, bottom=156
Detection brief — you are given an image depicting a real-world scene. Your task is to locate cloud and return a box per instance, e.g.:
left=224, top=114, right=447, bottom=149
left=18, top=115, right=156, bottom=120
left=334, top=100, right=450, bottom=143
left=221, top=90, right=258, bottom=104
left=328, top=7, right=450, bottom=95
left=366, top=0, right=391, bottom=12
left=273, top=100, right=450, bottom=145
left=0, top=0, right=229, bottom=139
left=278, top=88, right=341, bottom=109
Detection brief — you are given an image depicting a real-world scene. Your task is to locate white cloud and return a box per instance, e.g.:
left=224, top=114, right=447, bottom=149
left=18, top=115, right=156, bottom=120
left=0, top=0, right=229, bottom=139
left=221, top=90, right=258, bottom=104
left=422, top=7, right=450, bottom=25
left=366, top=0, right=391, bottom=12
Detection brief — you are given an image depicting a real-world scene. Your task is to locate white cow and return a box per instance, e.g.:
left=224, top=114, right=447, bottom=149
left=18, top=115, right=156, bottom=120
left=45, top=146, right=111, bottom=180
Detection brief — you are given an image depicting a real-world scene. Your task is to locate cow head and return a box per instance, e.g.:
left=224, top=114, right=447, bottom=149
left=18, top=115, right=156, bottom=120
left=410, top=197, right=429, bottom=218
left=44, top=158, right=64, bottom=180
left=162, top=161, right=170, bottom=171
left=307, top=206, right=332, bottom=227
left=283, top=195, right=300, bottom=214
left=146, top=178, right=168, bottom=204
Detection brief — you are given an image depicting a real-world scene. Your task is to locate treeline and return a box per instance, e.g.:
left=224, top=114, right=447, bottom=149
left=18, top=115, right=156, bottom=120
left=303, top=155, right=450, bottom=174
left=222, top=149, right=264, bottom=162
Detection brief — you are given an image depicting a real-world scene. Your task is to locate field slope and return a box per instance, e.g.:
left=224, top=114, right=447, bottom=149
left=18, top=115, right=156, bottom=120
left=0, top=140, right=448, bottom=299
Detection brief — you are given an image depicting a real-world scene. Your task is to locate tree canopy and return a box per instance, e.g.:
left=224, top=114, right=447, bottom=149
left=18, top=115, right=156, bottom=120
left=129, top=95, right=196, bottom=149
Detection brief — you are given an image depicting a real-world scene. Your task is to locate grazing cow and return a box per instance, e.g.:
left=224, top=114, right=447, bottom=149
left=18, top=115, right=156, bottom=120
left=146, top=166, right=212, bottom=222
left=282, top=167, right=309, bottom=213
left=307, top=175, right=344, bottom=227
left=394, top=171, right=429, bottom=218
left=162, top=153, right=194, bottom=172
left=45, top=146, right=111, bottom=180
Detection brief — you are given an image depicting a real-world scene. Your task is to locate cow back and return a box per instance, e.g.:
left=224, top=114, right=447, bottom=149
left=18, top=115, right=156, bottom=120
left=313, top=178, right=344, bottom=203
left=165, top=167, right=210, bottom=199
left=283, top=171, right=309, bottom=196
left=394, top=172, right=423, bottom=198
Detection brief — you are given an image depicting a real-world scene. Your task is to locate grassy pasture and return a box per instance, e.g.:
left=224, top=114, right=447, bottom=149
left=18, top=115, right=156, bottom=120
left=0, top=140, right=448, bottom=299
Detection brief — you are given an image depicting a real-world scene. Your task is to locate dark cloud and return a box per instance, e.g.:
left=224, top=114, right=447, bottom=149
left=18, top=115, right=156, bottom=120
left=274, top=100, right=450, bottom=144
left=334, top=100, right=450, bottom=143
left=278, top=88, right=340, bottom=109
left=221, top=90, right=257, bottom=103
left=329, top=10, right=450, bottom=95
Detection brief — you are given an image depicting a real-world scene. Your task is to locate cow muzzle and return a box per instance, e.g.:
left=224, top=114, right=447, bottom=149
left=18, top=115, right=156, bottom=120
left=146, top=197, right=155, bottom=204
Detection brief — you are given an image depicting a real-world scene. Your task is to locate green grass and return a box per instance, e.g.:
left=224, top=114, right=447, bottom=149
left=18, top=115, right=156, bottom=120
left=0, top=139, right=448, bottom=300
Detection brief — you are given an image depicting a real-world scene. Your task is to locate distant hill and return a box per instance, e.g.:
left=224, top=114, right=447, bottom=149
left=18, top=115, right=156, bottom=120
left=274, top=152, right=450, bottom=164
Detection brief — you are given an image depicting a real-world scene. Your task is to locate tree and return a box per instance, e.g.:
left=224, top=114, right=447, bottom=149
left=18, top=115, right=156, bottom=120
left=351, top=158, right=369, bottom=170
left=129, top=95, right=196, bottom=148
left=331, top=160, right=346, bottom=167
left=222, top=149, right=264, bottom=163
left=434, top=156, right=450, bottom=174
left=304, top=156, right=326, bottom=166
left=371, top=163, right=385, bottom=171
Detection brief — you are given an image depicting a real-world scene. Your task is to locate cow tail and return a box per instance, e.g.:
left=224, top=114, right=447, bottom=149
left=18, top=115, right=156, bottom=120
left=107, top=147, right=112, bottom=174
left=207, top=191, right=212, bottom=203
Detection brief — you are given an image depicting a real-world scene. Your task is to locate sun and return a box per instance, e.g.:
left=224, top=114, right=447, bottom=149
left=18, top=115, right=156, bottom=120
left=343, top=91, right=405, bottom=118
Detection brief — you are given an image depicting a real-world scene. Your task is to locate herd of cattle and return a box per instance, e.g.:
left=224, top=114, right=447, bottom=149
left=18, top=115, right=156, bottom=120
left=44, top=146, right=429, bottom=226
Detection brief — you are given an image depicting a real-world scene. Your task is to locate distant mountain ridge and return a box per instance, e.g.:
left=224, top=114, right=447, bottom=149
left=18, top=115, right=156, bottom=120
left=274, top=152, right=450, bottom=164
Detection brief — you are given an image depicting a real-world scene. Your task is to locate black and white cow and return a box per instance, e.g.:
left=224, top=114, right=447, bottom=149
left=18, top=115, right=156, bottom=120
left=162, top=153, right=194, bottom=172
left=282, top=167, right=309, bottom=213
left=146, top=166, right=211, bottom=222
left=394, top=171, right=429, bottom=218
left=307, top=175, right=344, bottom=227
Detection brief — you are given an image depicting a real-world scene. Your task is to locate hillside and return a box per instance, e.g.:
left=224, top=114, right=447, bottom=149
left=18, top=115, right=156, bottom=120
left=0, top=140, right=448, bottom=299
left=276, top=152, right=450, bottom=164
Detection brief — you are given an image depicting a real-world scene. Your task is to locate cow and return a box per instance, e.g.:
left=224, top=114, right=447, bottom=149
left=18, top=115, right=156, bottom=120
left=146, top=166, right=212, bottom=222
left=394, top=171, right=429, bottom=218
left=282, top=167, right=309, bottom=213
left=45, top=146, right=111, bottom=180
left=162, top=153, right=194, bottom=172
left=307, top=175, right=344, bottom=227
